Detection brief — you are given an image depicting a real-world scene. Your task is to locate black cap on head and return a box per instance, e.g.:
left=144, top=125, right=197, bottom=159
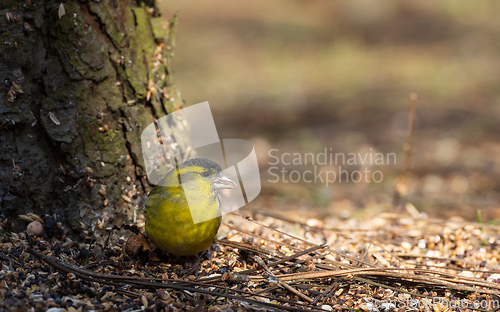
left=178, top=158, right=222, bottom=173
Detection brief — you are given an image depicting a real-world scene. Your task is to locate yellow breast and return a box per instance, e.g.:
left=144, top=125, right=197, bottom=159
left=145, top=186, right=221, bottom=256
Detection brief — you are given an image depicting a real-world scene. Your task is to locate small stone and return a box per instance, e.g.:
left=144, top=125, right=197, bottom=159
left=45, top=217, right=56, bottom=229
left=93, top=246, right=104, bottom=260
left=27, top=221, right=43, bottom=236
left=487, top=273, right=500, bottom=282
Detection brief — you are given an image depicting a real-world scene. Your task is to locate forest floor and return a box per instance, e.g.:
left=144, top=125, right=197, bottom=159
left=2, top=207, right=500, bottom=312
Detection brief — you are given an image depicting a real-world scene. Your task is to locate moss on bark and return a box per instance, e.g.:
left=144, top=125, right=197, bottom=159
left=0, top=0, right=189, bottom=235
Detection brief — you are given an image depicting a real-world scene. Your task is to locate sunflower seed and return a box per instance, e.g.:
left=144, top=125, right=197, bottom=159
left=19, top=214, right=35, bottom=222
left=58, top=3, right=65, bottom=19
left=49, top=112, right=60, bottom=125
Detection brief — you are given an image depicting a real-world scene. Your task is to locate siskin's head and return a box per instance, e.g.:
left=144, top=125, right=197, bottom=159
left=161, top=158, right=236, bottom=204
left=177, top=158, right=235, bottom=188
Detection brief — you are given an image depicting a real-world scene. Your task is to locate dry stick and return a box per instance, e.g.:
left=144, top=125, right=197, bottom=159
left=430, top=275, right=500, bottom=290
left=215, top=238, right=283, bottom=258
left=278, top=251, right=334, bottom=272
left=27, top=248, right=321, bottom=312
left=402, top=261, right=500, bottom=274
left=231, top=213, right=317, bottom=246
left=231, top=213, right=379, bottom=269
left=378, top=244, right=500, bottom=273
left=326, top=248, right=380, bottom=269
left=372, top=238, right=500, bottom=274
left=220, top=240, right=327, bottom=271
left=395, top=253, right=500, bottom=270
left=393, top=92, right=418, bottom=208
left=404, top=92, right=417, bottom=176
left=223, top=222, right=349, bottom=273
left=270, top=269, right=500, bottom=296
left=369, top=273, right=500, bottom=296
left=358, top=242, right=373, bottom=265
left=259, top=267, right=374, bottom=281
left=268, top=266, right=499, bottom=290
left=260, top=243, right=327, bottom=269
left=140, top=275, right=313, bottom=308
left=200, top=242, right=327, bottom=283
left=424, top=216, right=500, bottom=231
left=27, top=248, right=134, bottom=287
left=251, top=209, right=378, bottom=233
left=83, top=261, right=118, bottom=270
left=376, top=266, right=499, bottom=290
left=0, top=251, right=20, bottom=265
left=275, top=266, right=500, bottom=289
left=114, top=289, right=143, bottom=298
left=224, top=221, right=358, bottom=273
left=236, top=212, right=389, bottom=270
left=255, top=256, right=314, bottom=303
left=370, top=242, right=408, bottom=266
left=160, top=278, right=307, bottom=308
left=223, top=221, right=303, bottom=252
left=311, top=281, right=340, bottom=306
left=353, top=277, right=492, bottom=312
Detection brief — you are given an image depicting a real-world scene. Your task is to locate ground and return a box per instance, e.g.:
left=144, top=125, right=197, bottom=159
left=1, top=209, right=500, bottom=311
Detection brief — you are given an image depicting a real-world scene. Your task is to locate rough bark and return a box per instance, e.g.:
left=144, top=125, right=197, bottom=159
left=0, top=0, right=189, bottom=236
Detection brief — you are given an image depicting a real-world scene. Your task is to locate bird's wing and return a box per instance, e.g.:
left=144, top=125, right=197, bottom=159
left=145, top=185, right=185, bottom=211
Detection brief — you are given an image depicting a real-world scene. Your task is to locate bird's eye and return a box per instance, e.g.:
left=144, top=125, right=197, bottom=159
left=201, top=171, right=210, bottom=177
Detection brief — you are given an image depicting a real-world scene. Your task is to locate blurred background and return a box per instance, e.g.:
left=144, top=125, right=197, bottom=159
left=160, top=0, right=500, bottom=222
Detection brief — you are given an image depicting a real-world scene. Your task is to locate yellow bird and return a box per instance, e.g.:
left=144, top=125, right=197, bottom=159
left=145, top=158, right=236, bottom=256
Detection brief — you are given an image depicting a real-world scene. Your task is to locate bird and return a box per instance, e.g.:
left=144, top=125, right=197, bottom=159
left=145, top=158, right=236, bottom=256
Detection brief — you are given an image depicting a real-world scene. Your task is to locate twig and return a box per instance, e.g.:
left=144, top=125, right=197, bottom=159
left=223, top=221, right=302, bottom=252
left=228, top=214, right=378, bottom=269
left=393, top=92, right=418, bottom=208
left=200, top=241, right=327, bottom=283
left=27, top=247, right=322, bottom=312
left=395, top=253, right=500, bottom=270
left=83, top=261, right=119, bottom=270
left=231, top=213, right=317, bottom=246
left=324, top=247, right=379, bottom=269
left=403, top=262, right=500, bottom=274
left=269, top=267, right=500, bottom=295
left=354, top=277, right=492, bottom=312
left=249, top=209, right=381, bottom=233
left=85, top=226, right=95, bottom=266
left=403, top=92, right=417, bottom=175
left=0, top=251, right=20, bottom=265
left=255, top=256, right=314, bottom=303
left=311, top=281, right=340, bottom=305
left=358, top=242, right=372, bottom=265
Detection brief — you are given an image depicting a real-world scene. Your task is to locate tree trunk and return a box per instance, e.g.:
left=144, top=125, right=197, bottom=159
left=0, top=0, right=188, bottom=236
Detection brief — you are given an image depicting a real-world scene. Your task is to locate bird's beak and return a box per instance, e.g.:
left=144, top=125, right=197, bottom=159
left=213, top=174, right=237, bottom=190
